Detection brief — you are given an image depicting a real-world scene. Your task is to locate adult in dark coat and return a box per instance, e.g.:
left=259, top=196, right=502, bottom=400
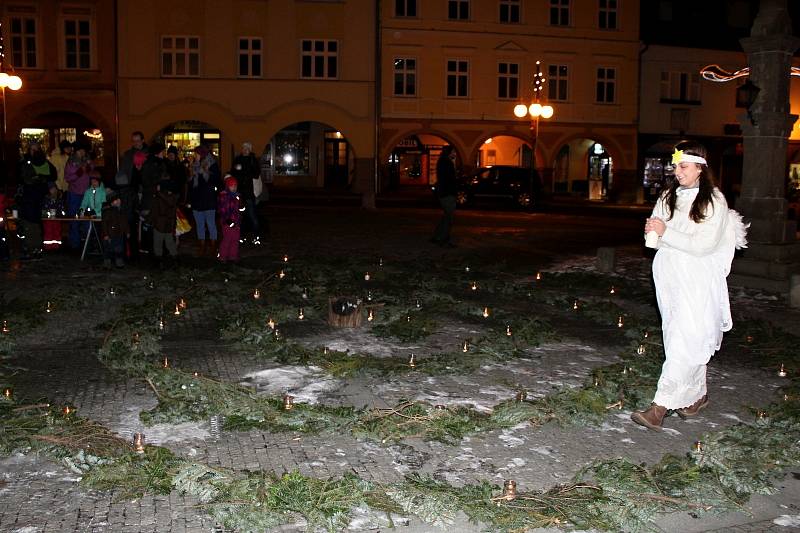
left=17, top=142, right=56, bottom=258
left=117, top=131, right=148, bottom=259
left=165, top=145, right=188, bottom=203
left=229, top=141, right=261, bottom=240
left=431, top=146, right=458, bottom=247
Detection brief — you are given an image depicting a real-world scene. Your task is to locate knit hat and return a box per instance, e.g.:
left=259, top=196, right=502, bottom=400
left=150, top=142, right=166, bottom=156
left=224, top=174, right=237, bottom=188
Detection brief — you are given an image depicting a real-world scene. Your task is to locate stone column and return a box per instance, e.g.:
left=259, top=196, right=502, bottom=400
left=731, top=0, right=800, bottom=292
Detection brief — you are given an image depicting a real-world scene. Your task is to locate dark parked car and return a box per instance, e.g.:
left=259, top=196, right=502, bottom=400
left=454, top=166, right=542, bottom=210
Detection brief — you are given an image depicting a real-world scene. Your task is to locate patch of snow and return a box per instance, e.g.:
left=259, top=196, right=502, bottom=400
left=596, top=422, right=626, bottom=433
left=661, top=427, right=681, bottom=436
left=719, top=385, right=736, bottom=390
left=773, top=514, right=800, bottom=527
left=530, top=446, right=556, bottom=457
left=12, top=528, right=40, bottom=533
left=348, top=505, right=409, bottom=530
left=721, top=413, right=744, bottom=423
left=112, top=405, right=210, bottom=445
left=498, top=432, right=525, bottom=448
left=620, top=438, right=635, bottom=444
left=242, top=365, right=341, bottom=404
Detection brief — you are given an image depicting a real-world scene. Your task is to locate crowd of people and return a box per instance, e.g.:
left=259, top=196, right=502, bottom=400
left=0, top=131, right=270, bottom=267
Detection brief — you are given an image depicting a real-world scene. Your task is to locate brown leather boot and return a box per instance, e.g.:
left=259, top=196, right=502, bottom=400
left=676, top=395, right=709, bottom=419
left=631, top=403, right=667, bottom=432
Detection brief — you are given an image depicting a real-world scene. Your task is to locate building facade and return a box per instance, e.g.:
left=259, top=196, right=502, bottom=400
left=1, top=0, right=117, bottom=181
left=380, top=0, right=641, bottom=201
left=116, top=0, right=377, bottom=199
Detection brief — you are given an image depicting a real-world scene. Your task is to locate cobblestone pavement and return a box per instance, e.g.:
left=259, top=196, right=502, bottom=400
left=1, top=206, right=799, bottom=532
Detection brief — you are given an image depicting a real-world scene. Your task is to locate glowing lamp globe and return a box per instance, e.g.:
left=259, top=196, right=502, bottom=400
left=0, top=73, right=8, bottom=87
left=540, top=105, right=554, bottom=119
left=8, top=76, right=22, bottom=91
left=513, top=104, right=528, bottom=118
left=528, top=103, right=543, bottom=117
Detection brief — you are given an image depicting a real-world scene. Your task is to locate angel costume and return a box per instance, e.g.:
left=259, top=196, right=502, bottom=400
left=649, top=186, right=748, bottom=409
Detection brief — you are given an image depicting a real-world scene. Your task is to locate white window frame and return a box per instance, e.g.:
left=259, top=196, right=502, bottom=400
left=8, top=14, right=39, bottom=68
left=548, top=63, right=569, bottom=101
left=598, top=0, right=619, bottom=30
left=393, top=57, right=417, bottom=97
left=61, top=14, right=94, bottom=70
left=161, top=35, right=200, bottom=77
left=448, top=0, right=470, bottom=20
left=549, top=0, right=570, bottom=26
left=497, top=62, right=519, bottom=100
left=446, top=58, right=469, bottom=98
left=237, top=36, right=262, bottom=78
left=499, top=0, right=521, bottom=23
left=596, top=66, right=616, bottom=103
left=300, top=39, right=339, bottom=80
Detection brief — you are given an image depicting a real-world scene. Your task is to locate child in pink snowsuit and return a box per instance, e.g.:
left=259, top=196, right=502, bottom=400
left=217, top=175, right=241, bottom=262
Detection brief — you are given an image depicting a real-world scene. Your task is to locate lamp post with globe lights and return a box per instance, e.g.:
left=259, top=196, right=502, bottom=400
left=0, top=22, right=24, bottom=177
left=513, top=61, right=553, bottom=201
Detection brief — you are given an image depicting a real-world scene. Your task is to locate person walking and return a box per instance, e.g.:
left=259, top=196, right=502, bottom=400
left=631, top=141, right=748, bottom=432
left=189, top=145, right=221, bottom=257
left=431, top=146, right=458, bottom=247
left=217, top=175, right=241, bottom=263
left=229, top=141, right=261, bottom=243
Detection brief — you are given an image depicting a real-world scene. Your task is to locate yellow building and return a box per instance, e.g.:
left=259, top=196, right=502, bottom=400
left=380, top=0, right=641, bottom=201
left=1, top=0, right=117, bottom=180
left=116, top=0, right=377, bottom=200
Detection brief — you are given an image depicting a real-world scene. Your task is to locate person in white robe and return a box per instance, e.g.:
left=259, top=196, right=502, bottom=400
left=631, top=141, right=748, bottom=431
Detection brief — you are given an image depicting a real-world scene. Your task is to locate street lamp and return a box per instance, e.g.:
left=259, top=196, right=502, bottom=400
left=0, top=70, right=23, bottom=173
left=513, top=61, right=554, bottom=201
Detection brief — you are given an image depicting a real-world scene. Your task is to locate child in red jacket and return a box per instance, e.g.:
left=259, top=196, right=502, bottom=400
left=217, top=175, right=241, bottom=262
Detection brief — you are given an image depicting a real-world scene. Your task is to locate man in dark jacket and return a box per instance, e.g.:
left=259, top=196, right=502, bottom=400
left=165, top=145, right=188, bottom=204
left=17, top=142, right=56, bottom=258
left=229, top=141, right=261, bottom=242
left=431, top=146, right=458, bottom=247
left=117, top=131, right=148, bottom=260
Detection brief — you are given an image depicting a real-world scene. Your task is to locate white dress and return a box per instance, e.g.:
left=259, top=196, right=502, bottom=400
left=650, top=187, right=746, bottom=409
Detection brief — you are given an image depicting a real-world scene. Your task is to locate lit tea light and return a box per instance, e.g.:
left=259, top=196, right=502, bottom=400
left=133, top=432, right=145, bottom=454
left=3, top=388, right=11, bottom=399
left=573, top=300, right=579, bottom=311
left=378, top=258, right=384, bottom=267
left=535, top=272, right=542, bottom=281
left=46, top=301, right=52, bottom=313
left=273, top=328, right=281, bottom=340
left=367, top=309, right=374, bottom=322
left=609, top=286, right=616, bottom=295
left=267, top=317, right=276, bottom=330
left=283, top=254, right=289, bottom=263
left=637, top=344, right=646, bottom=355
left=593, top=377, right=600, bottom=387
left=366, top=291, right=373, bottom=302
left=778, top=364, right=788, bottom=378
left=174, top=304, right=181, bottom=316
left=109, top=287, right=116, bottom=296
left=298, top=308, right=305, bottom=320
left=465, top=266, right=470, bottom=273
left=506, top=325, right=512, bottom=336
left=434, top=404, right=447, bottom=410
left=364, top=272, right=371, bottom=281
left=415, top=299, right=421, bottom=309
left=746, top=335, right=754, bottom=343
left=502, top=480, right=517, bottom=501
left=693, top=441, right=704, bottom=453
left=193, top=372, right=200, bottom=378
left=515, top=390, right=527, bottom=402
left=323, top=346, right=329, bottom=355
left=253, top=288, right=261, bottom=299
left=158, top=317, right=165, bottom=331
left=622, top=367, right=628, bottom=375
left=148, top=281, right=155, bottom=290
left=278, top=270, right=285, bottom=279
left=224, top=277, right=230, bottom=283
left=482, top=307, right=490, bottom=318
left=132, top=332, right=140, bottom=344
left=1, top=321, right=8, bottom=334
left=617, top=316, right=624, bottom=328
left=408, top=353, right=416, bottom=368
left=643, top=330, right=649, bottom=338
left=784, top=394, right=790, bottom=402
left=302, top=288, right=309, bottom=300
left=179, top=298, right=187, bottom=310
left=283, top=394, right=294, bottom=410
left=471, top=281, right=478, bottom=291
left=162, top=357, right=169, bottom=368
left=62, top=406, right=75, bottom=416
left=462, top=340, right=469, bottom=352
left=757, top=410, right=768, bottom=420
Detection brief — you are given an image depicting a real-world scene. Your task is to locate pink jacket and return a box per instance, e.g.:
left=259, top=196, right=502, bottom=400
left=65, top=160, right=93, bottom=195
